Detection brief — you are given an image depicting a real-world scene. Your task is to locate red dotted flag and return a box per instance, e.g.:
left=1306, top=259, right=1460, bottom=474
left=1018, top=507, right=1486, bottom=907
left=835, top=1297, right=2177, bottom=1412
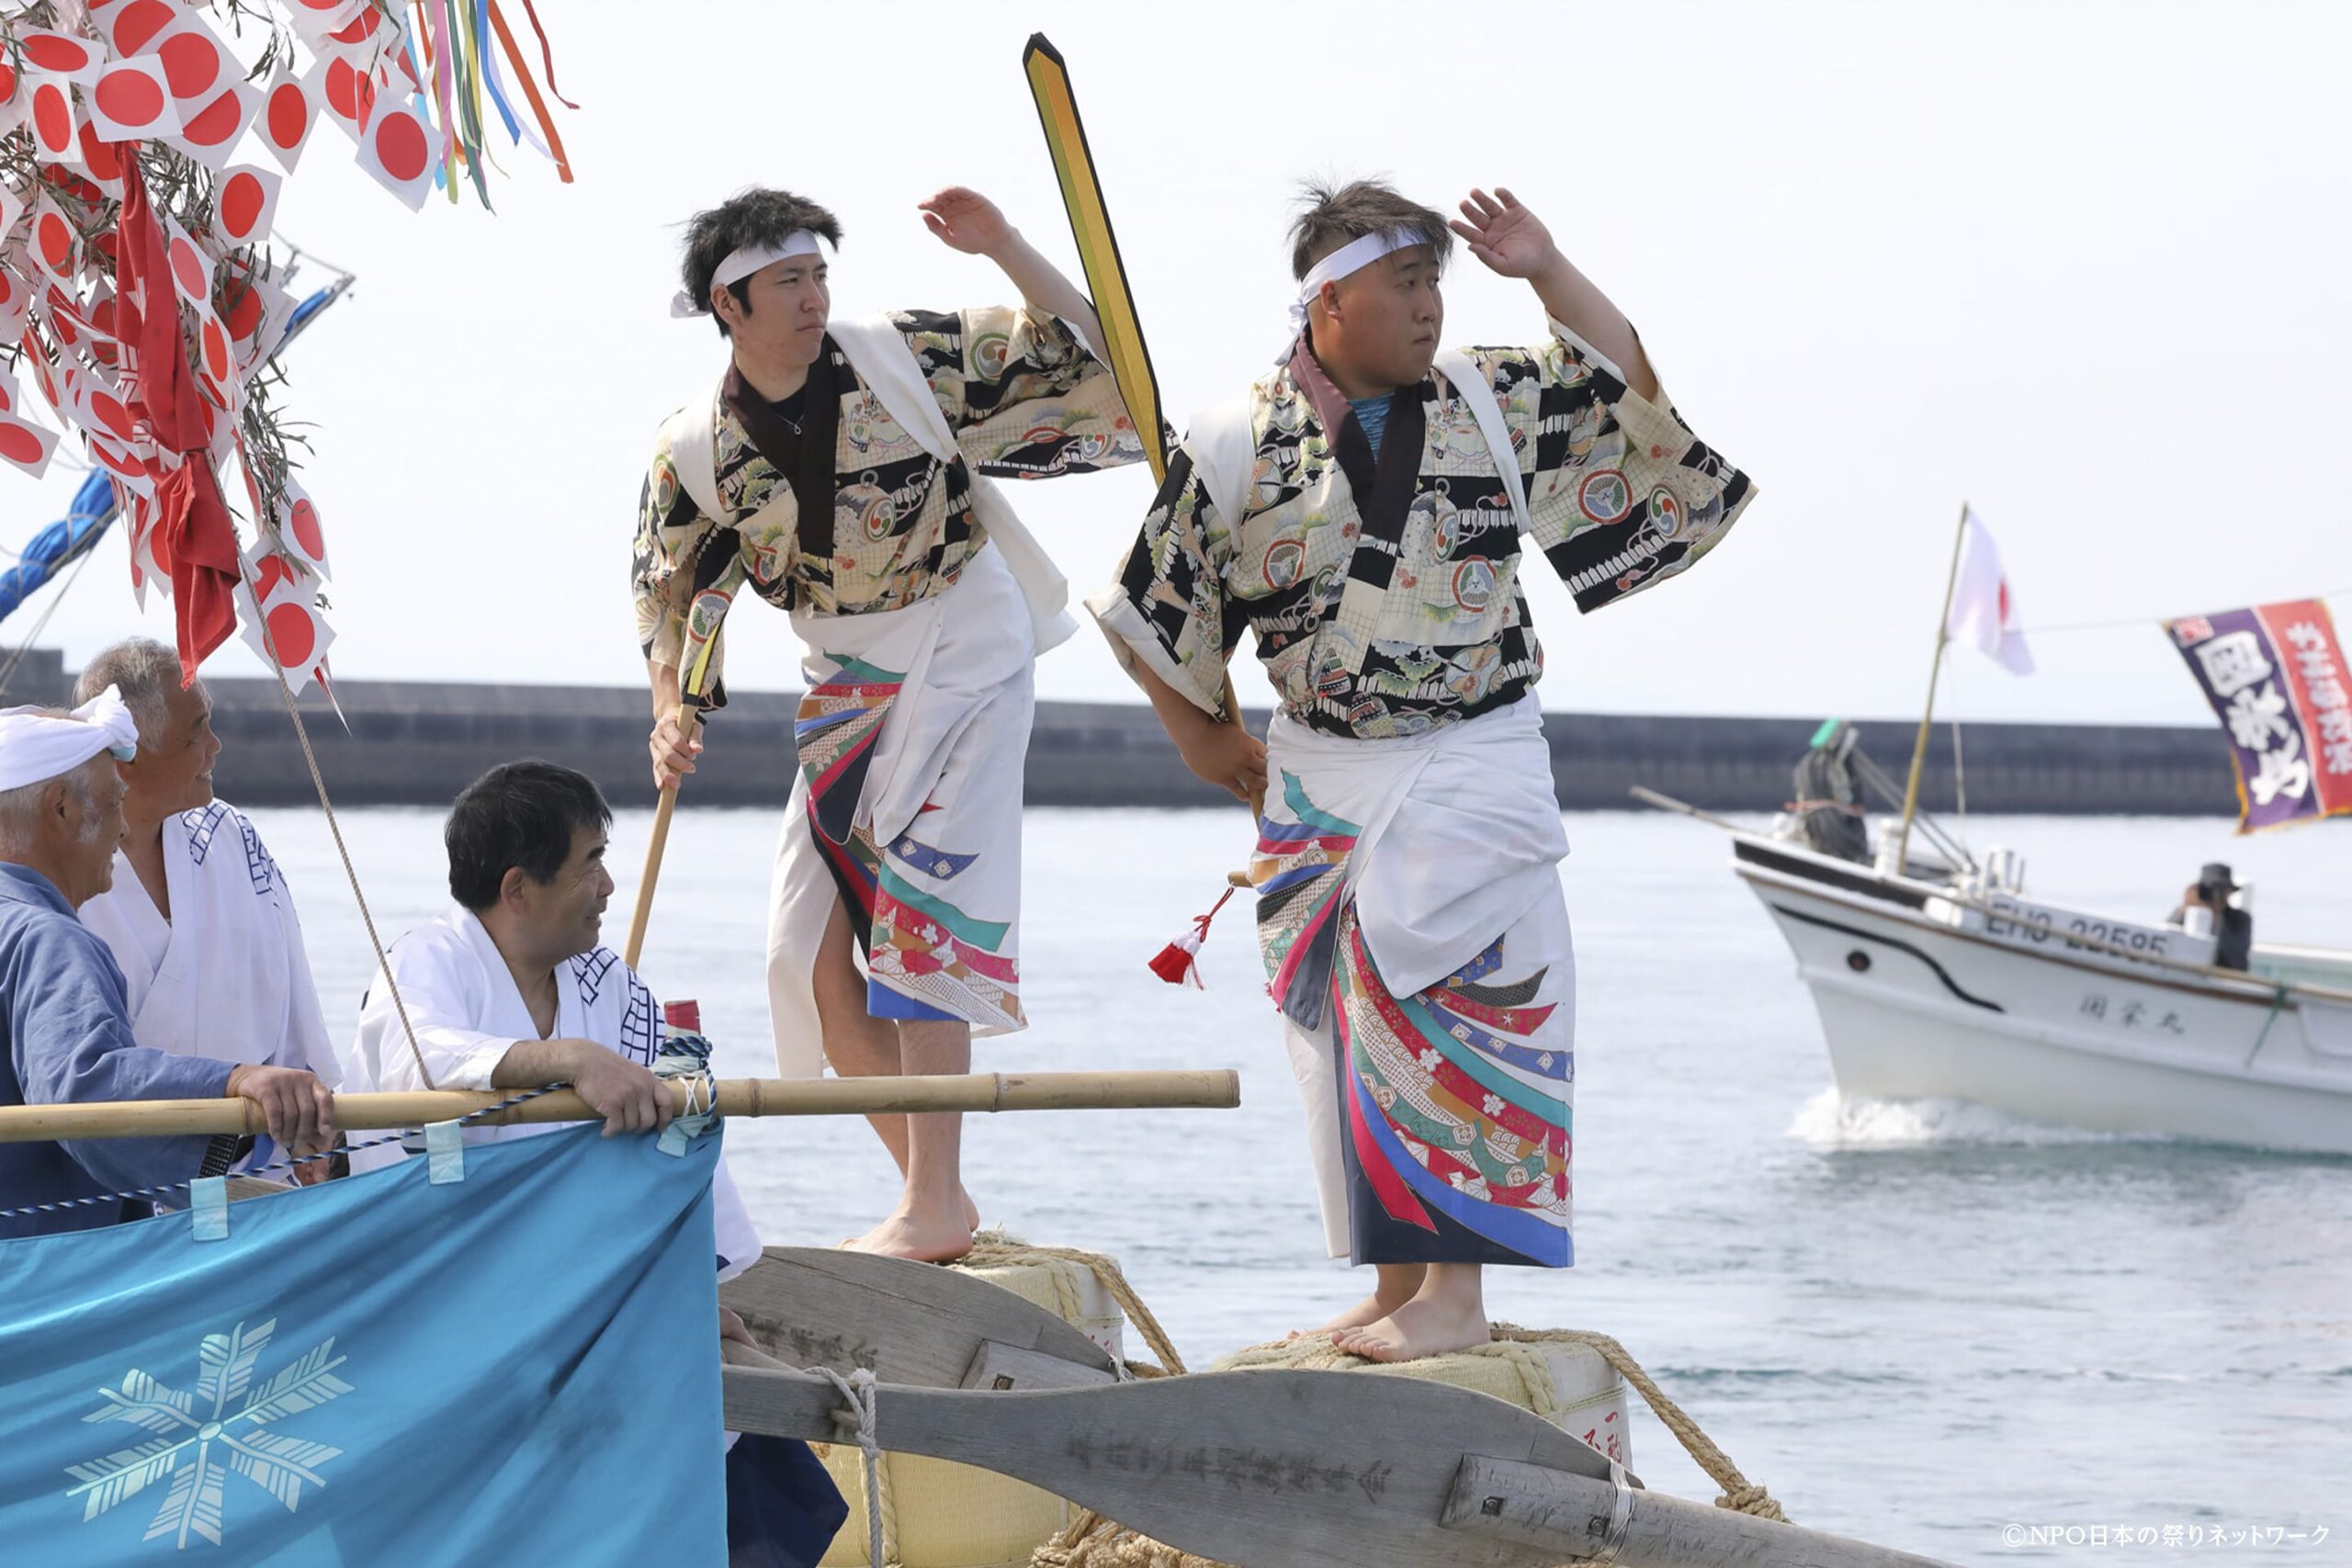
left=237, top=538, right=334, bottom=694
left=74, top=120, right=132, bottom=198
left=88, top=59, right=184, bottom=142
left=159, top=212, right=213, bottom=306
left=277, top=472, right=329, bottom=579
left=163, top=79, right=257, bottom=171
left=28, top=78, right=80, bottom=164
left=17, top=30, right=103, bottom=84
left=103, top=0, right=183, bottom=59
left=256, top=67, right=322, bottom=173
left=354, top=99, right=440, bottom=211
left=152, top=21, right=238, bottom=110
left=212, top=164, right=281, bottom=248
left=0, top=412, right=59, bottom=479
left=27, top=196, right=81, bottom=284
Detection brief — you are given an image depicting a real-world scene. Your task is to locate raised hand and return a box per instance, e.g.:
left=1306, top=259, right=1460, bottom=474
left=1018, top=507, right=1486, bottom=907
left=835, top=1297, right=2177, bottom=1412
left=1448, top=187, right=1556, bottom=280
left=918, top=186, right=1013, bottom=257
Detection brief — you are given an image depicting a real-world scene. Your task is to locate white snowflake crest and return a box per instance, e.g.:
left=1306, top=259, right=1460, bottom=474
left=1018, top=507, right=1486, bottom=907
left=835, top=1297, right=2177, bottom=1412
left=65, top=1317, right=353, bottom=1551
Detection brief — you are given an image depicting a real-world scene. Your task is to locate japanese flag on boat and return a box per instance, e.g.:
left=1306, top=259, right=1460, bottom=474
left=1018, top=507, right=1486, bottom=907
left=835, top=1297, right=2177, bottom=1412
left=1946, top=506, right=2034, bottom=675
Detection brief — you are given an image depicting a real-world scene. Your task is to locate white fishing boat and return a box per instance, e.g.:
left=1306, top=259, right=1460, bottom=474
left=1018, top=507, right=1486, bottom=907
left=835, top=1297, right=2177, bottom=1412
left=1641, top=512, right=2352, bottom=1153
left=1720, top=820, right=2352, bottom=1154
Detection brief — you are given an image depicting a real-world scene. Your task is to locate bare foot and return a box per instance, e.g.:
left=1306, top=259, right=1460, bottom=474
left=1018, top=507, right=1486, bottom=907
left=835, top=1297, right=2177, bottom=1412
left=1329, top=1296, right=1492, bottom=1363
left=1290, top=1264, right=1425, bottom=1340
left=844, top=1206, right=976, bottom=1263
left=1295, top=1292, right=1406, bottom=1339
left=961, top=1187, right=980, bottom=1235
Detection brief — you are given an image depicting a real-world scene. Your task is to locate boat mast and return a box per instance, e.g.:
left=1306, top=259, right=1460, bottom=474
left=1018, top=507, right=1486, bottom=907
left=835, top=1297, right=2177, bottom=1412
left=1892, top=502, right=1971, bottom=873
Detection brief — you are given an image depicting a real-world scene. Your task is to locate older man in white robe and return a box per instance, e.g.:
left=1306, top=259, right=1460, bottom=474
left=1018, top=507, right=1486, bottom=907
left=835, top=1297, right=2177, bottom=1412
left=74, top=641, right=340, bottom=1179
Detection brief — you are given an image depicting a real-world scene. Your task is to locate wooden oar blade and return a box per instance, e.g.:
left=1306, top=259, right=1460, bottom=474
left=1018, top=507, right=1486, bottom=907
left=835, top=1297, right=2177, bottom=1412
left=720, top=1246, right=1115, bottom=1387
left=1023, top=32, right=1168, bottom=484
left=724, top=1365, right=1615, bottom=1568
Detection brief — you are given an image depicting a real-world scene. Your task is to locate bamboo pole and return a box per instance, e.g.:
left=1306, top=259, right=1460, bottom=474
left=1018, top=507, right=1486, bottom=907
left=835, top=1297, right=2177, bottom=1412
left=625, top=627, right=725, bottom=968
left=0, top=1069, right=1241, bottom=1145
left=1892, top=502, right=1972, bottom=874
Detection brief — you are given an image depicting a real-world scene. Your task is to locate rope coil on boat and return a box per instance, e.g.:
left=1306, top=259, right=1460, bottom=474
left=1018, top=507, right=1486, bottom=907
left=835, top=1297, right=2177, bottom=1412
left=817, top=1366, right=888, bottom=1568
left=1492, top=1325, right=1787, bottom=1523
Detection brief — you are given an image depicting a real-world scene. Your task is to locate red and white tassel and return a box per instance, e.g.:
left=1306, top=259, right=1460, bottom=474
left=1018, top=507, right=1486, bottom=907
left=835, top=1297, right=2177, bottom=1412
left=1148, top=887, right=1237, bottom=988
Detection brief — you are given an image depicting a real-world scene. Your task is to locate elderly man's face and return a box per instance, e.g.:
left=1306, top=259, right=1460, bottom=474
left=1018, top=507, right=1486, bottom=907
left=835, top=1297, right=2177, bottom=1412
left=57, top=761, right=128, bottom=906
left=124, top=680, right=220, bottom=818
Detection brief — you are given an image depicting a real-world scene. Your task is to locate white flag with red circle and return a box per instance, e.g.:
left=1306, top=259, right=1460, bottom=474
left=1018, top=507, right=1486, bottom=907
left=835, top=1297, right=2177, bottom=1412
left=1945, top=507, right=2036, bottom=676
left=87, top=57, right=182, bottom=141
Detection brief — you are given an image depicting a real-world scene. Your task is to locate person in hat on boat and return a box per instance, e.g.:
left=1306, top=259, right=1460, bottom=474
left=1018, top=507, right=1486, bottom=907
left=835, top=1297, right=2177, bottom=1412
left=2170, top=862, right=2254, bottom=970
left=1089, top=180, right=1755, bottom=1360
left=0, top=689, right=335, bottom=1240
left=342, top=759, right=846, bottom=1563
left=634, top=185, right=1148, bottom=1261
left=72, top=639, right=343, bottom=1180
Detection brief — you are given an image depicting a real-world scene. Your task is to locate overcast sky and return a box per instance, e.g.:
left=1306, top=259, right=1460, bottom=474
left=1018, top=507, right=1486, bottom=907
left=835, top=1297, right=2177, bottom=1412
left=13, top=0, right=2349, bottom=727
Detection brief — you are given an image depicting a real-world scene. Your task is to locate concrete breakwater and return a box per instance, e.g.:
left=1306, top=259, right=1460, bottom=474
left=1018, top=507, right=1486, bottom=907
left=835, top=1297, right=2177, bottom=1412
left=14, top=649, right=2238, bottom=816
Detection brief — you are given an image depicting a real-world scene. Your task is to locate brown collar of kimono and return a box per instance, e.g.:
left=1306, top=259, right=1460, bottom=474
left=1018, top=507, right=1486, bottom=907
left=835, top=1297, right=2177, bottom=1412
left=722, top=341, right=840, bottom=567
left=1287, top=339, right=1428, bottom=550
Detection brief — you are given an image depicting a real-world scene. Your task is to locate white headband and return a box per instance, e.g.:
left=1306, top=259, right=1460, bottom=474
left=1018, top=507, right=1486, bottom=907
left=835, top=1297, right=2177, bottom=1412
left=669, top=231, right=827, bottom=319
left=1279, top=228, right=1426, bottom=365
left=0, top=685, right=140, bottom=792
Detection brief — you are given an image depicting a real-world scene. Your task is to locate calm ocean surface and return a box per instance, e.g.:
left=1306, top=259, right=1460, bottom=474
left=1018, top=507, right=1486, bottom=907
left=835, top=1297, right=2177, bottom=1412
left=254, top=804, right=2351, bottom=1566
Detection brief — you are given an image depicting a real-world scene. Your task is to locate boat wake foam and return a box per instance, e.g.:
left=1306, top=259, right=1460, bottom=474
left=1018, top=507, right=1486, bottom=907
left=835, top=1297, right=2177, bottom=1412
left=1787, top=1088, right=2126, bottom=1149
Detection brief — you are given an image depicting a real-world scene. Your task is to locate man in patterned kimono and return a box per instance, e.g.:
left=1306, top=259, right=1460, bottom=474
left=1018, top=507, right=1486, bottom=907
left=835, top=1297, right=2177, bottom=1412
left=635, top=185, right=1146, bottom=1260
left=74, top=640, right=342, bottom=1180
left=1090, top=181, right=1755, bottom=1359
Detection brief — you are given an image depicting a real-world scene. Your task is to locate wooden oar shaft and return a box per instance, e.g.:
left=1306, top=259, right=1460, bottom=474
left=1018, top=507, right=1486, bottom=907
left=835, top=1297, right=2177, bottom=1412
left=718, top=1366, right=1953, bottom=1568
left=0, top=1069, right=1240, bottom=1144
left=1445, top=1453, right=1957, bottom=1568
left=621, top=773, right=683, bottom=969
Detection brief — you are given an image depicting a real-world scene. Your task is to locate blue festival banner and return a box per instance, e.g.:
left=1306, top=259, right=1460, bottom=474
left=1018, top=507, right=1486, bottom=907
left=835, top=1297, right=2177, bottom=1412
left=0, top=1126, right=727, bottom=1565
left=2165, top=599, right=2352, bottom=833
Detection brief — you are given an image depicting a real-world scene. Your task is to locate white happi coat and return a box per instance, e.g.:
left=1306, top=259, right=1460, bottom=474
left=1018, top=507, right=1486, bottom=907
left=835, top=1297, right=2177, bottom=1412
left=78, top=800, right=341, bottom=1084
left=344, top=902, right=762, bottom=1278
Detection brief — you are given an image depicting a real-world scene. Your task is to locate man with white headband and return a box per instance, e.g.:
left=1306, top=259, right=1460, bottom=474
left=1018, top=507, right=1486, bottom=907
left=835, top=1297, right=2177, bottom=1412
left=74, top=639, right=342, bottom=1182
left=1089, top=179, right=1756, bottom=1360
left=0, top=688, right=335, bottom=1239
left=633, top=185, right=1147, bottom=1260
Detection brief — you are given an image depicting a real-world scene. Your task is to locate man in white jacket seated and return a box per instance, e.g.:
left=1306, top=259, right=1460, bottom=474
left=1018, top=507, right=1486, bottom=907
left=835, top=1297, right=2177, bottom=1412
left=342, top=759, right=761, bottom=1268
left=74, top=637, right=343, bottom=1177
left=343, top=759, right=845, bottom=1562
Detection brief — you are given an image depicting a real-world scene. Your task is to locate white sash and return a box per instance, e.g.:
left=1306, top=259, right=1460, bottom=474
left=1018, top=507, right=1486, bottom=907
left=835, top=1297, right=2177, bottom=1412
left=1182, top=352, right=1530, bottom=536
left=667, top=315, right=1076, bottom=652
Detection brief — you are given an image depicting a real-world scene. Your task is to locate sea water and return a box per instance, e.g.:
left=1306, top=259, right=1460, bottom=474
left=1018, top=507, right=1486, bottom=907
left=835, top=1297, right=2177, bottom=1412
left=254, top=806, right=2352, bottom=1566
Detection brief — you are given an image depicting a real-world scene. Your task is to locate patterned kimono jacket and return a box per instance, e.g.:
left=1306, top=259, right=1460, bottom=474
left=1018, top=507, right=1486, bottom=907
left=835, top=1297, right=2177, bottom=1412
left=634, top=307, right=1145, bottom=1047
left=1091, top=320, right=1755, bottom=1269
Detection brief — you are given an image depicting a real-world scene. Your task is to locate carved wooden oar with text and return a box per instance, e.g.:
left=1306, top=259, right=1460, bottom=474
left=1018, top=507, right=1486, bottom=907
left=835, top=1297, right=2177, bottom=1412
left=722, top=1246, right=1120, bottom=1392
left=0, top=1070, right=1239, bottom=1143
left=721, top=1361, right=1957, bottom=1568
